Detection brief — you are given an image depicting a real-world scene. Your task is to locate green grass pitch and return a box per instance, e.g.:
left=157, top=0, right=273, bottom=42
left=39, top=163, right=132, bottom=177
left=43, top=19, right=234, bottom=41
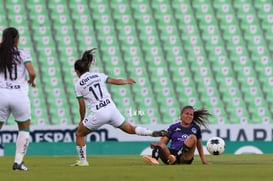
left=0, top=154, right=273, bottom=181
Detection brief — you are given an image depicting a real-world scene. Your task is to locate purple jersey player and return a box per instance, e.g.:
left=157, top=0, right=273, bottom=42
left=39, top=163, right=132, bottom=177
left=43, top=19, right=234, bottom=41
left=143, top=105, right=211, bottom=165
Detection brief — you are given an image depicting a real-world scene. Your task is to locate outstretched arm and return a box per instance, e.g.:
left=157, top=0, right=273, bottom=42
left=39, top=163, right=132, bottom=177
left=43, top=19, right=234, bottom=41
left=107, top=78, right=136, bottom=85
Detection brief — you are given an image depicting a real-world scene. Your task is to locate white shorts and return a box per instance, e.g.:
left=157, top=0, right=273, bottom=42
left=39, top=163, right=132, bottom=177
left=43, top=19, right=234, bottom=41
left=0, top=88, right=31, bottom=123
left=83, top=103, right=125, bottom=131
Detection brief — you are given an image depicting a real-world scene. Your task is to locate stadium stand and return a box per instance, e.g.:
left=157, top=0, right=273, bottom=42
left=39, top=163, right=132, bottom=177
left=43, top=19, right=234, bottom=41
left=130, top=0, right=180, bottom=123
left=88, top=0, right=141, bottom=124
left=1, top=0, right=273, bottom=125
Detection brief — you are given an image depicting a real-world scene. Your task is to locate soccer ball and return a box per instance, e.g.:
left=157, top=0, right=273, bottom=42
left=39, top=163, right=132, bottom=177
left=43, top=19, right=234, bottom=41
left=206, top=137, right=225, bottom=155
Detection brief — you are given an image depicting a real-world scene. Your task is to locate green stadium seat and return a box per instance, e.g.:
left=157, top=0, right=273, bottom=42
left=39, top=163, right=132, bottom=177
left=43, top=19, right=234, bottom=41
left=234, top=0, right=270, bottom=54
left=28, top=86, right=49, bottom=125
left=47, top=0, right=81, bottom=120
left=90, top=0, right=159, bottom=124
left=247, top=101, right=272, bottom=124
left=5, top=2, right=32, bottom=49
left=130, top=20, right=181, bottom=125
left=171, top=0, right=231, bottom=123
left=254, top=0, right=273, bottom=47
left=28, top=0, right=75, bottom=124
left=3, top=0, right=273, bottom=126
left=69, top=0, right=98, bottom=50
left=103, top=54, right=127, bottom=78
left=171, top=0, right=198, bottom=29
left=226, top=106, right=249, bottom=124
left=109, top=0, right=168, bottom=124
left=256, top=63, right=273, bottom=103
left=0, top=1, right=6, bottom=27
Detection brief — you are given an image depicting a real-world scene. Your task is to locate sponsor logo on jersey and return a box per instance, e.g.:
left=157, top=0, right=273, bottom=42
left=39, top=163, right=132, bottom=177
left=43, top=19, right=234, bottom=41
left=191, top=127, right=197, bottom=134
left=79, top=75, right=99, bottom=86
left=96, top=99, right=111, bottom=110
left=178, top=134, right=188, bottom=141
left=174, top=128, right=182, bottom=132
left=0, top=82, right=21, bottom=89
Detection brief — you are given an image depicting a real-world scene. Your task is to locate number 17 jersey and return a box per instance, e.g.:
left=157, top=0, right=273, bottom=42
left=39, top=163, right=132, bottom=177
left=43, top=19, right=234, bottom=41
left=74, top=72, right=113, bottom=112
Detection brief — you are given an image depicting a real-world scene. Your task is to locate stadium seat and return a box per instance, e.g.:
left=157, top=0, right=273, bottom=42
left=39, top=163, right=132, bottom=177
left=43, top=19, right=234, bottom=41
left=0, top=1, right=7, bottom=27
left=2, top=0, right=273, bottom=126
left=90, top=0, right=156, bottom=124
left=109, top=0, right=167, bottom=124
left=254, top=0, right=273, bottom=50
left=69, top=0, right=98, bottom=51
left=131, top=0, right=184, bottom=123
left=150, top=1, right=196, bottom=108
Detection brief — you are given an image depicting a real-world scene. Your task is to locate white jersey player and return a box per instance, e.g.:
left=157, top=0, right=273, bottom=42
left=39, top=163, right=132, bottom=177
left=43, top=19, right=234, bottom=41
left=0, top=48, right=32, bottom=92
left=0, top=27, right=36, bottom=171
left=75, top=72, right=125, bottom=129
left=71, top=48, right=167, bottom=166
left=75, top=73, right=112, bottom=114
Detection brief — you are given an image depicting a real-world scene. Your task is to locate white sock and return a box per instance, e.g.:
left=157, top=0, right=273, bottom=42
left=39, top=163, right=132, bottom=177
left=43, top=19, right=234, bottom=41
left=135, top=126, right=153, bottom=136
left=14, top=131, right=30, bottom=164
left=76, top=145, right=87, bottom=163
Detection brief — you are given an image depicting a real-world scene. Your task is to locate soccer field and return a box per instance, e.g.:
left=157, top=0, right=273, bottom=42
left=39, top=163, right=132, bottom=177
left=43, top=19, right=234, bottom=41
left=0, top=154, right=273, bottom=181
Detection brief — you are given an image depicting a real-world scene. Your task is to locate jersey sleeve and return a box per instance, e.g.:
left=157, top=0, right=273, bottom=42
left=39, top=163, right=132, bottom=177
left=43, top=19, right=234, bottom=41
left=166, top=124, right=175, bottom=139
left=196, top=126, right=202, bottom=140
left=99, top=73, right=109, bottom=83
left=19, top=49, right=32, bottom=63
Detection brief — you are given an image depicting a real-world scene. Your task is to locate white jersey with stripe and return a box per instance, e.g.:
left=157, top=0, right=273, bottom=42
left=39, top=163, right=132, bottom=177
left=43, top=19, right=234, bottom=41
left=0, top=48, right=32, bottom=93
left=74, top=72, right=114, bottom=112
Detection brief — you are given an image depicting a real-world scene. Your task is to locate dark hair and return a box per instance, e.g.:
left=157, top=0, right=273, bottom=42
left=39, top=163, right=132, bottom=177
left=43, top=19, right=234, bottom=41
left=181, top=105, right=211, bottom=128
left=74, top=48, right=96, bottom=74
left=0, top=27, right=20, bottom=76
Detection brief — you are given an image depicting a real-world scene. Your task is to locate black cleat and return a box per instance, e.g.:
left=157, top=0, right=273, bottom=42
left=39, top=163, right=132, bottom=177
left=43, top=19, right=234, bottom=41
left=12, top=162, right=28, bottom=171
left=152, top=130, right=167, bottom=137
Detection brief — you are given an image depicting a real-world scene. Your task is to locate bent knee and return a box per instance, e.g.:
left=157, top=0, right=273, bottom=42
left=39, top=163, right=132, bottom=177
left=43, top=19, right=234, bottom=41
left=75, top=131, right=83, bottom=137
left=188, top=134, right=197, bottom=142
left=76, top=124, right=91, bottom=137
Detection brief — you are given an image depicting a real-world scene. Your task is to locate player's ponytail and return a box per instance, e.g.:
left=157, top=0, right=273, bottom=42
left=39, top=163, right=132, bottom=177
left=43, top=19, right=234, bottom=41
left=192, top=109, right=211, bottom=128
left=74, top=48, right=97, bottom=75
left=81, top=48, right=96, bottom=66
left=0, top=27, right=20, bottom=74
